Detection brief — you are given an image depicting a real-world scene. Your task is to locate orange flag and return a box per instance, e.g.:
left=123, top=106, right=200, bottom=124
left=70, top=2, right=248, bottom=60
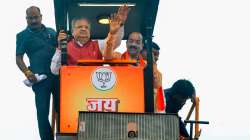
left=156, top=86, right=165, bottom=111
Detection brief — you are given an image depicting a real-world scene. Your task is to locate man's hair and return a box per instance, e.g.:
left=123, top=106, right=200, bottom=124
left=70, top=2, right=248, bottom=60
left=152, top=42, right=160, bottom=50
left=171, top=79, right=195, bottom=98
left=142, top=41, right=160, bottom=51
left=128, top=32, right=143, bottom=41
left=71, top=17, right=91, bottom=31
left=26, top=6, right=41, bottom=14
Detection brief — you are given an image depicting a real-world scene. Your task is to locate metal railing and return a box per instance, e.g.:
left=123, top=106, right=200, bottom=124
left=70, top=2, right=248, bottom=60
left=184, top=97, right=209, bottom=140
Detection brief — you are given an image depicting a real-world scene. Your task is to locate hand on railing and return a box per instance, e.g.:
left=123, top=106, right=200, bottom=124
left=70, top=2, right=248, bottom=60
left=184, top=97, right=209, bottom=140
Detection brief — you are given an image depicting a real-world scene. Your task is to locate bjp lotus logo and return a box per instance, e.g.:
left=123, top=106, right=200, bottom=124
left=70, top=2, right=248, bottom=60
left=91, top=67, right=116, bottom=91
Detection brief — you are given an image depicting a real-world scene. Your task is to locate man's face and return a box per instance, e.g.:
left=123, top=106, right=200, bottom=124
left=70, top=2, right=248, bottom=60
left=152, top=48, right=159, bottom=62
left=141, top=48, right=160, bottom=62
left=72, top=19, right=90, bottom=44
left=26, top=8, right=42, bottom=30
left=141, top=49, right=147, bottom=60
left=126, top=32, right=143, bottom=57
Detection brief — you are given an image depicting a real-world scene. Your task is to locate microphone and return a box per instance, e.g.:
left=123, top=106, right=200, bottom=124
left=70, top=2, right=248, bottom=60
left=60, top=38, right=68, bottom=65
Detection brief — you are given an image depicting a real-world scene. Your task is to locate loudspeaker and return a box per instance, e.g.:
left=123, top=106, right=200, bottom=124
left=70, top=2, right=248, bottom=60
left=77, top=112, right=179, bottom=140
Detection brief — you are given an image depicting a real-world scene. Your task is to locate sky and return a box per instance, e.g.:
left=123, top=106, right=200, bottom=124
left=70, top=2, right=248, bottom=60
left=0, top=0, right=250, bottom=139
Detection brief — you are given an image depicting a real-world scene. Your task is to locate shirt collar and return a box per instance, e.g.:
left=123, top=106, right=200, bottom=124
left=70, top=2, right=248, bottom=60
left=74, top=39, right=91, bottom=48
left=27, top=24, right=46, bottom=33
left=76, top=40, right=84, bottom=47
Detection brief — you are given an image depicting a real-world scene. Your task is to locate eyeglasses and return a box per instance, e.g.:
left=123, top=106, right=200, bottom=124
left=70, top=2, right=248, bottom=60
left=26, top=15, right=41, bottom=21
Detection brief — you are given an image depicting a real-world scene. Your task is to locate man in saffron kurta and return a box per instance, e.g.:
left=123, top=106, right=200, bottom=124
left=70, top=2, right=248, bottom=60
left=141, top=42, right=165, bottom=113
left=104, top=32, right=146, bottom=67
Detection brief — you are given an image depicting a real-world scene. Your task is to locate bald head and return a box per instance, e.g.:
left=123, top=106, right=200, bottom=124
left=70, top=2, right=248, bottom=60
left=26, top=6, right=42, bottom=31
left=26, top=6, right=40, bottom=15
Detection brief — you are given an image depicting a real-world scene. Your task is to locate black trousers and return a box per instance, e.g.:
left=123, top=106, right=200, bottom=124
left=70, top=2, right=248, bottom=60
left=32, top=73, right=59, bottom=140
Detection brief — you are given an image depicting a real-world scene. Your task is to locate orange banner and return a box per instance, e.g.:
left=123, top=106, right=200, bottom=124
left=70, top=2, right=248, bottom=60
left=60, top=65, right=145, bottom=133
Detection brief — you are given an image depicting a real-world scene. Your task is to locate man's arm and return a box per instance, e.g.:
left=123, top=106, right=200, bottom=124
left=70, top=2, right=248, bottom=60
left=107, top=4, right=129, bottom=50
left=50, top=48, right=61, bottom=75
left=103, top=13, right=123, bottom=60
left=16, top=55, right=37, bottom=82
left=153, top=63, right=162, bottom=89
left=103, top=34, right=122, bottom=60
left=106, top=25, right=124, bottom=50
left=103, top=5, right=130, bottom=60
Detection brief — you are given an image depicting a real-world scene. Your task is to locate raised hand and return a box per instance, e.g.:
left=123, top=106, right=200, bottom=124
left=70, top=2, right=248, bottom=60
left=109, top=13, right=122, bottom=35
left=117, top=4, right=131, bottom=25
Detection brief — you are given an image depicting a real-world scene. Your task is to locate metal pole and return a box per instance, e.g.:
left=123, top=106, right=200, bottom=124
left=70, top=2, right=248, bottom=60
left=189, top=123, right=193, bottom=140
